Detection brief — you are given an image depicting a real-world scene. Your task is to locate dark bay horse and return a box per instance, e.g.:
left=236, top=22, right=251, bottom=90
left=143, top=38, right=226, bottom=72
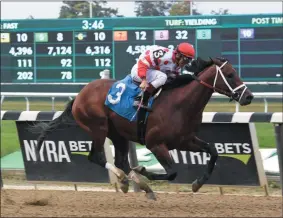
left=32, top=57, right=254, bottom=196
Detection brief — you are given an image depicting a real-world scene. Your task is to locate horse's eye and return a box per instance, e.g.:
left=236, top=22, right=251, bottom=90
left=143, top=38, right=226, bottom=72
left=227, top=74, right=233, bottom=78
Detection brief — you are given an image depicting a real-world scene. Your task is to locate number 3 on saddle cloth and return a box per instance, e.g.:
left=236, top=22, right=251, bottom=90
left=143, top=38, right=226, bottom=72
left=104, top=75, right=155, bottom=144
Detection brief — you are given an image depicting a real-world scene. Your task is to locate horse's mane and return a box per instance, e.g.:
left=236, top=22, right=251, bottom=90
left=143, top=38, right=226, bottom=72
left=162, top=57, right=226, bottom=90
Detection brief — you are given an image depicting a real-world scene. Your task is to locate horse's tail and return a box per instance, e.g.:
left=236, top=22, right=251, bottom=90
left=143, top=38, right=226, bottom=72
left=28, top=98, right=75, bottom=154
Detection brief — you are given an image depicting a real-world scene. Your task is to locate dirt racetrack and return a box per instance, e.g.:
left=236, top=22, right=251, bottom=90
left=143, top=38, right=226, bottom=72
left=1, top=189, right=282, bottom=217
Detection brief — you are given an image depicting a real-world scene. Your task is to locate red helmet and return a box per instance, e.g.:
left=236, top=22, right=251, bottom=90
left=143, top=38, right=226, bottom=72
left=176, top=42, right=195, bottom=58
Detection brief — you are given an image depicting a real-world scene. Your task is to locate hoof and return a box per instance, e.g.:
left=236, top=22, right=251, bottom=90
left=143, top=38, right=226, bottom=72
left=192, top=179, right=203, bottom=193
left=129, top=170, right=155, bottom=199
left=119, top=177, right=129, bottom=193
left=145, top=192, right=157, bottom=201
left=132, top=166, right=146, bottom=174
left=116, top=169, right=129, bottom=194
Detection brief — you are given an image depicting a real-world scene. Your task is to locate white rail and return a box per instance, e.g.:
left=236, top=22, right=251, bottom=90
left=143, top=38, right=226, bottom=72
left=1, top=70, right=282, bottom=112
left=1, top=92, right=282, bottom=112
left=1, top=92, right=282, bottom=98
left=1, top=82, right=283, bottom=85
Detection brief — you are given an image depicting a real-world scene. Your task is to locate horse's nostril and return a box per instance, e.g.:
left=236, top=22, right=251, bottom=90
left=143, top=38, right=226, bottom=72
left=246, top=95, right=254, bottom=101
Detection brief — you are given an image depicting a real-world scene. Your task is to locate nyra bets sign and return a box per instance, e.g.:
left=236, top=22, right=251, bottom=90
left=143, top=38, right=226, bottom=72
left=16, top=121, right=266, bottom=187
left=170, top=123, right=265, bottom=186
left=16, top=121, right=109, bottom=183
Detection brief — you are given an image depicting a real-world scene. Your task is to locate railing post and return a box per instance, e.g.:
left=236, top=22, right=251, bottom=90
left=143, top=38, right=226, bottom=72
left=100, top=69, right=110, bottom=79
left=0, top=169, right=3, bottom=189
left=264, top=98, right=268, bottom=112
left=1, top=96, right=5, bottom=105
left=25, top=97, right=30, bottom=111
left=51, top=97, right=55, bottom=111
left=235, top=102, right=240, bottom=112
left=274, top=123, right=283, bottom=196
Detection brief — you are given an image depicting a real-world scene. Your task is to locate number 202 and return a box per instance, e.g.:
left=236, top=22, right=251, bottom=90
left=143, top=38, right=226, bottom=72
left=107, top=83, right=126, bottom=104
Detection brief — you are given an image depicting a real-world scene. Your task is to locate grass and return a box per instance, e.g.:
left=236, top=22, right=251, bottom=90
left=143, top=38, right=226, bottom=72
left=1, top=121, right=18, bottom=157
left=255, top=123, right=277, bottom=148
left=0, top=100, right=282, bottom=157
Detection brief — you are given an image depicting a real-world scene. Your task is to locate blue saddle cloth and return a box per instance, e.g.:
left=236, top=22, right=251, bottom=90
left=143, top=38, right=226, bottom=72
left=104, top=75, right=154, bottom=122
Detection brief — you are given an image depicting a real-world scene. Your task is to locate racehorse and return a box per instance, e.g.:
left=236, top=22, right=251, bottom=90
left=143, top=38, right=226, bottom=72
left=31, top=57, right=254, bottom=198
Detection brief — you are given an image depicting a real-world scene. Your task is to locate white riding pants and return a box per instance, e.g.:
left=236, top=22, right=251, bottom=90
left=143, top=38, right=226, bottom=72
left=130, top=64, right=167, bottom=88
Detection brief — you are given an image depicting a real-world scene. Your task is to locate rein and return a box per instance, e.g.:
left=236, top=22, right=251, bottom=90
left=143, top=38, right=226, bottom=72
left=191, top=74, right=232, bottom=97
left=190, top=61, right=247, bottom=101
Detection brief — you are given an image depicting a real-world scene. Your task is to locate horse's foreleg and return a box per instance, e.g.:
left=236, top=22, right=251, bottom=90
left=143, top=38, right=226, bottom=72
left=88, top=138, right=129, bottom=193
left=87, top=119, right=129, bottom=193
left=112, top=139, right=131, bottom=175
left=134, top=143, right=177, bottom=181
left=111, top=136, right=156, bottom=200
left=111, top=136, right=131, bottom=193
left=191, top=136, right=218, bottom=192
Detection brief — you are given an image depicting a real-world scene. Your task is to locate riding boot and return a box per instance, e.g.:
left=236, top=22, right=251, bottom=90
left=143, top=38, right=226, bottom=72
left=134, top=84, right=157, bottom=111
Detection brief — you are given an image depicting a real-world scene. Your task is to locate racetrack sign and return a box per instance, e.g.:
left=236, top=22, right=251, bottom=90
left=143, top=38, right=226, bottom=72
left=169, top=123, right=267, bottom=186
left=16, top=121, right=110, bottom=183
left=16, top=120, right=267, bottom=187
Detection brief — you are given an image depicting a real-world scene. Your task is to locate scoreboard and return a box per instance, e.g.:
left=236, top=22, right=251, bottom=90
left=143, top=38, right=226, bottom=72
left=1, top=13, right=282, bottom=84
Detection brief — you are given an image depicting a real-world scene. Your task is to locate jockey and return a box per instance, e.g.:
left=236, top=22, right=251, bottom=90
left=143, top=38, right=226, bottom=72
left=131, top=42, right=195, bottom=110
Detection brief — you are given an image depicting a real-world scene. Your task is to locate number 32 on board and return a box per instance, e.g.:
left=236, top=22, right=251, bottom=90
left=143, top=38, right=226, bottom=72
left=107, top=83, right=126, bottom=104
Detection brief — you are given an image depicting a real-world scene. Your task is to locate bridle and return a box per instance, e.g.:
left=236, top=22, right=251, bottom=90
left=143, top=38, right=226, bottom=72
left=190, top=61, right=248, bottom=102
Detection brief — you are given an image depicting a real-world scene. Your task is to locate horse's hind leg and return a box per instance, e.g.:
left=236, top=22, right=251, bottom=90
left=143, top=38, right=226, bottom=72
left=190, top=136, right=218, bottom=192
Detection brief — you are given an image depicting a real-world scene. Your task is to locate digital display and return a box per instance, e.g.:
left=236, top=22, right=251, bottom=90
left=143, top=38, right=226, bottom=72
left=1, top=14, right=282, bottom=83
left=240, top=28, right=254, bottom=39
